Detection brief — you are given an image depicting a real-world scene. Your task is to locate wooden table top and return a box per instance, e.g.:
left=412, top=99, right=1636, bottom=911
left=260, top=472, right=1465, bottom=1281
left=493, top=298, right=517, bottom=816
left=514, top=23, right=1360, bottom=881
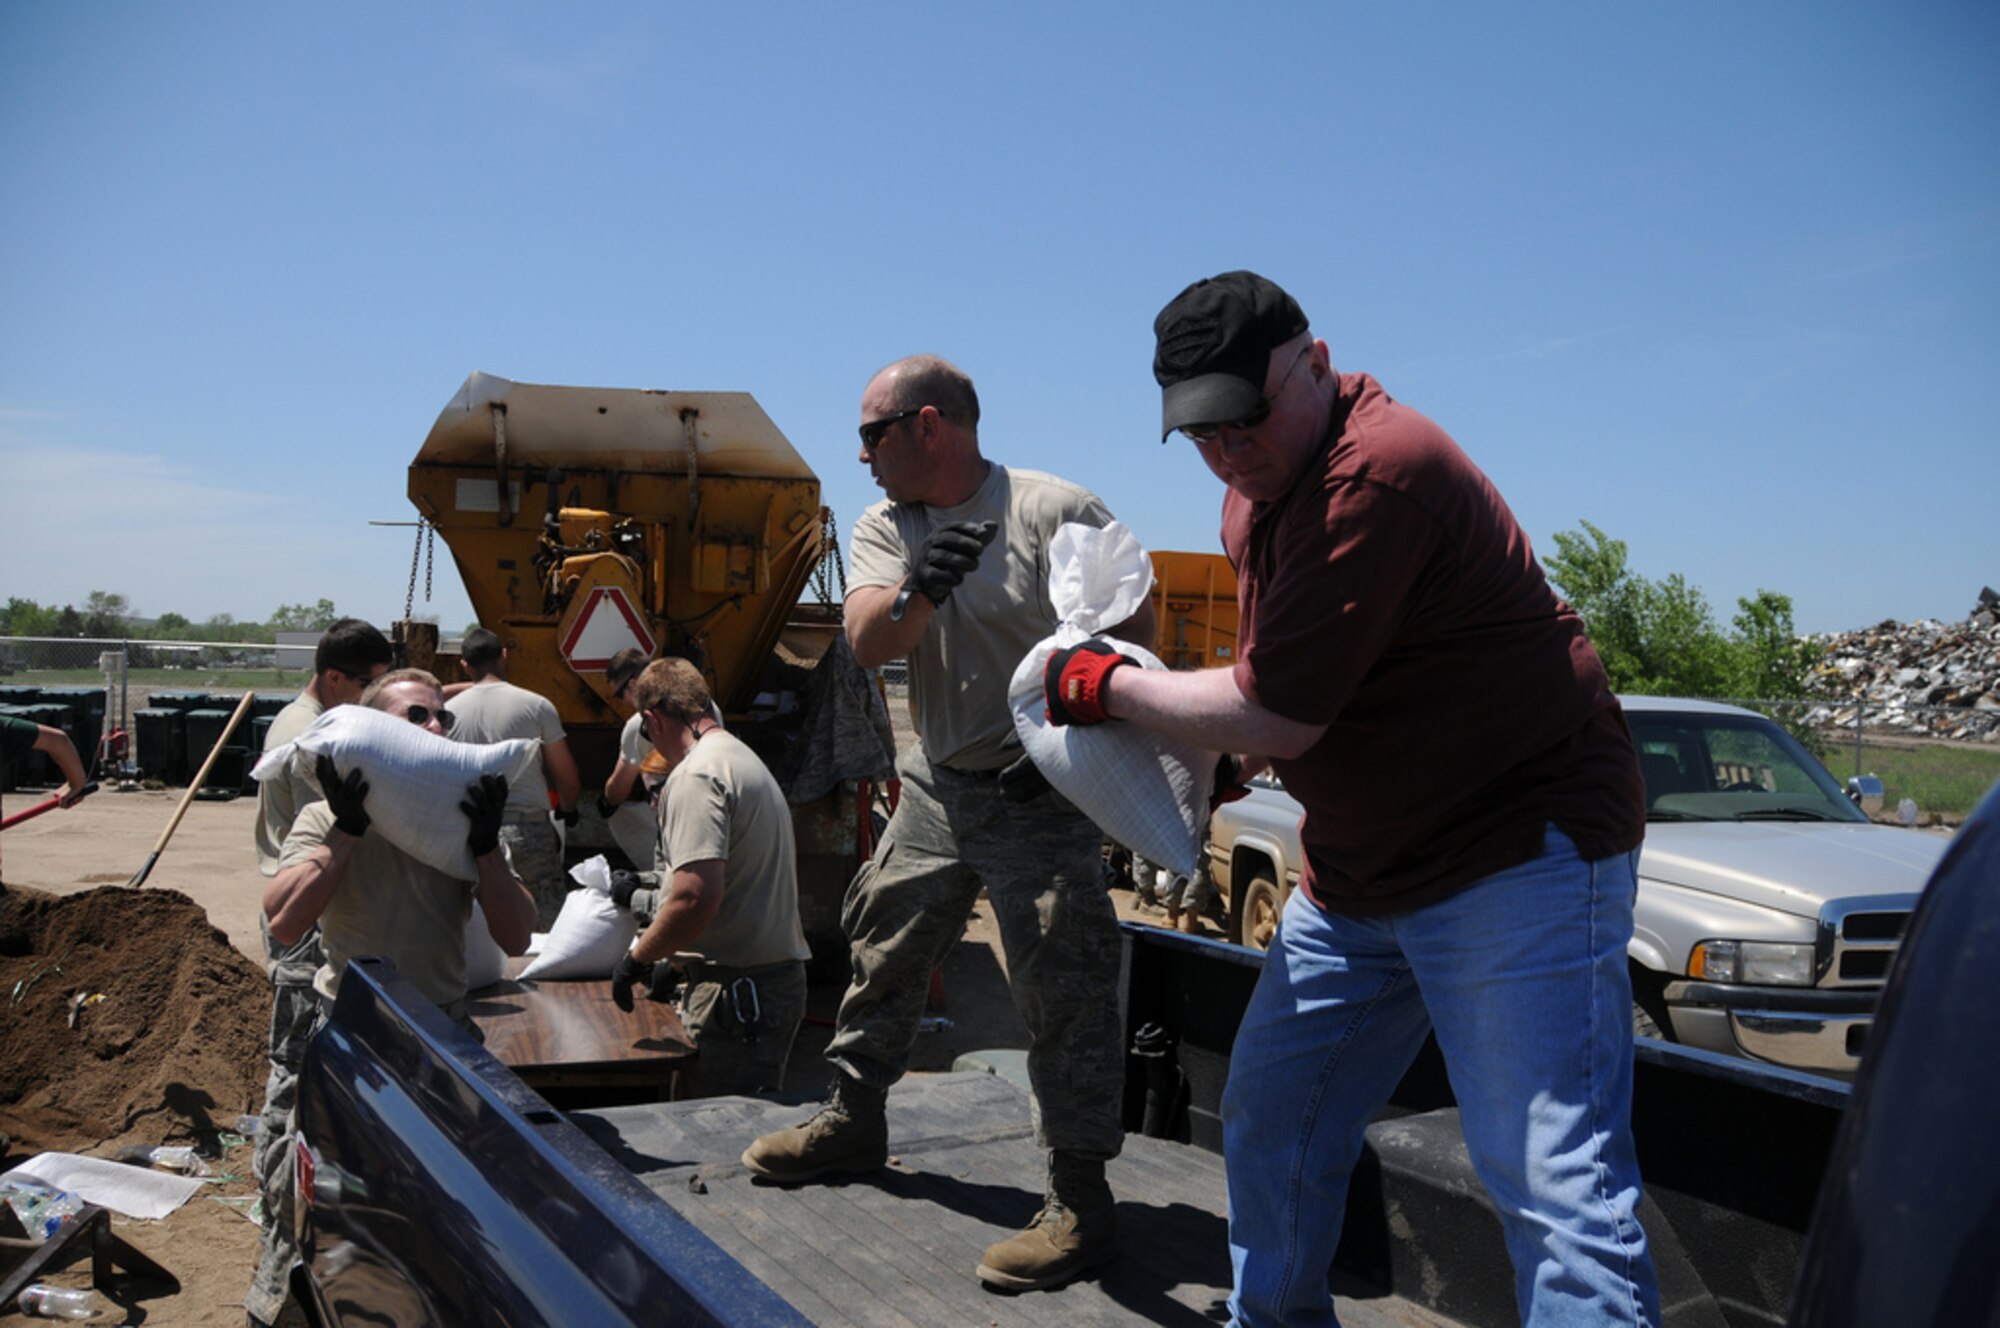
left=466, top=959, right=694, bottom=1091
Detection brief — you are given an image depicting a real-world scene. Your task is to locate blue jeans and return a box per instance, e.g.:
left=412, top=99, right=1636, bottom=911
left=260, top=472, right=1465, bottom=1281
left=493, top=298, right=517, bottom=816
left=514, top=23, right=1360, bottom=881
left=1221, top=827, right=1659, bottom=1327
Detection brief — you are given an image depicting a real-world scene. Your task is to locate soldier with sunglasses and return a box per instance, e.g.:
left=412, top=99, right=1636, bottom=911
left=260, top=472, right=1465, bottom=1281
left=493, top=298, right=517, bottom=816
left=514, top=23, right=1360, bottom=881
left=743, top=353, right=1154, bottom=1293
left=251, top=666, right=536, bottom=1328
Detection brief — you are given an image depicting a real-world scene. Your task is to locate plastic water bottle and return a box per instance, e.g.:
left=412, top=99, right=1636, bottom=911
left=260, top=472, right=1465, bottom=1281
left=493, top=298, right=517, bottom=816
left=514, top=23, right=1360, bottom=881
left=15, top=1283, right=103, bottom=1319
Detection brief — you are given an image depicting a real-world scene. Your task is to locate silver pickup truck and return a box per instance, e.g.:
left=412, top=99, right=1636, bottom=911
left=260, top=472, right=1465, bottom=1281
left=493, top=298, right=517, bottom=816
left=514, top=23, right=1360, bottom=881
left=1205, top=696, right=1950, bottom=1079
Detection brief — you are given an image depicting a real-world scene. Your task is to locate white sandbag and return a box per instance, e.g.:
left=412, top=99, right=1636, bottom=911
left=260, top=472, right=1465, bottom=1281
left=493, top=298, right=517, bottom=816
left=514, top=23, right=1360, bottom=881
left=251, top=706, right=543, bottom=880
left=1008, top=521, right=1219, bottom=877
left=516, top=874, right=638, bottom=981
left=463, top=901, right=508, bottom=990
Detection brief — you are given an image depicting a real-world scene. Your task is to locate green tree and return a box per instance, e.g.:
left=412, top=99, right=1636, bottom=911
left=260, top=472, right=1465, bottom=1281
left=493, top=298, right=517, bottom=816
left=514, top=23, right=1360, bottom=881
left=2, top=597, right=58, bottom=636
left=268, top=599, right=339, bottom=633
left=153, top=611, right=191, bottom=638
left=83, top=590, right=131, bottom=638
left=1545, top=520, right=1817, bottom=701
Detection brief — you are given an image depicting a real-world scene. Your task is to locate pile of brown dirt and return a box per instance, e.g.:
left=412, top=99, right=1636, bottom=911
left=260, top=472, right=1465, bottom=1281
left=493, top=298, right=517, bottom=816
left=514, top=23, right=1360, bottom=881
left=0, top=885, right=268, bottom=1160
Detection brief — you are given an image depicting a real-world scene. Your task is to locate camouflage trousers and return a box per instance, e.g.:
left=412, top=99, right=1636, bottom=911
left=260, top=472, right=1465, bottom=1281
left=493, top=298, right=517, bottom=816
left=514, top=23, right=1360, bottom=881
left=673, top=959, right=808, bottom=1100
left=246, top=917, right=324, bottom=1325
left=825, top=748, right=1125, bottom=1160
left=502, top=813, right=569, bottom=931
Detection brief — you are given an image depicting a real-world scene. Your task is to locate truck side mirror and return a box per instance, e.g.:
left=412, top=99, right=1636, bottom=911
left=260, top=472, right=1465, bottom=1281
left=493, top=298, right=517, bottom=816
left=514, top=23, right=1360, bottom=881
left=1846, top=774, right=1885, bottom=817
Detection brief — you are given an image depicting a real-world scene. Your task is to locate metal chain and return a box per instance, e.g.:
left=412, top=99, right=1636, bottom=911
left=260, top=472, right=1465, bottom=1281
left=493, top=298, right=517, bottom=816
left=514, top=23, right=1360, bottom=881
left=812, top=508, right=847, bottom=604
left=424, top=522, right=435, bottom=603
left=404, top=520, right=424, bottom=624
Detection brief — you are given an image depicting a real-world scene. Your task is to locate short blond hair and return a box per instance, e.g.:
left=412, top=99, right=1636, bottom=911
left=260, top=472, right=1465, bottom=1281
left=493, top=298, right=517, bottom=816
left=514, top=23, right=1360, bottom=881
left=361, top=668, right=442, bottom=709
left=631, top=658, right=712, bottom=725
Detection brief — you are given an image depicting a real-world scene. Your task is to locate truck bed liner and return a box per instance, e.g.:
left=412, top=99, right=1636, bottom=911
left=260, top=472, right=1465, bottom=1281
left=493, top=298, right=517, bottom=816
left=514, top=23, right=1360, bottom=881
left=571, top=1070, right=1457, bottom=1328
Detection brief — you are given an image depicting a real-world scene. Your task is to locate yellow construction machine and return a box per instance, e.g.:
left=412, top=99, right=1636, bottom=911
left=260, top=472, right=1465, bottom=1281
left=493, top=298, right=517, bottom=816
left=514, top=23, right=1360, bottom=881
left=403, top=372, right=885, bottom=971
left=406, top=371, right=843, bottom=778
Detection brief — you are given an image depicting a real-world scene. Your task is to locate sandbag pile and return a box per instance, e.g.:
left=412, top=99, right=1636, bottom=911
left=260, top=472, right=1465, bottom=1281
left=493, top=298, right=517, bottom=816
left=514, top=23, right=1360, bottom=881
left=1804, top=588, right=2000, bottom=742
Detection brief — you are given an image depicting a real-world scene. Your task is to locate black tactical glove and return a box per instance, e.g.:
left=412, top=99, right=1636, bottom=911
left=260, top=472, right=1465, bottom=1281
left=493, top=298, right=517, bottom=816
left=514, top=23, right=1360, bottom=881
left=558, top=805, right=580, bottom=829
left=998, top=751, right=1050, bottom=804
left=1209, top=754, right=1251, bottom=813
left=610, top=951, right=650, bottom=1013
left=316, top=755, right=370, bottom=838
left=608, top=869, right=642, bottom=910
left=596, top=793, right=619, bottom=819
left=460, top=773, right=509, bottom=857
left=910, top=520, right=998, bottom=606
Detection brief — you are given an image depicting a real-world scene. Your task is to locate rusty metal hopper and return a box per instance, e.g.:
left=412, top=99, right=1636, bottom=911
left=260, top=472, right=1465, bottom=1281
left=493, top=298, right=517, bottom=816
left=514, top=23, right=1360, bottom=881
left=409, top=372, right=828, bottom=729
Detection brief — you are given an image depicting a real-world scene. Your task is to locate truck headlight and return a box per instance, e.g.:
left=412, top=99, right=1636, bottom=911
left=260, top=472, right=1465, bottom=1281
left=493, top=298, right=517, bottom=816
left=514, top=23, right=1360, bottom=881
left=1689, top=940, right=1816, bottom=986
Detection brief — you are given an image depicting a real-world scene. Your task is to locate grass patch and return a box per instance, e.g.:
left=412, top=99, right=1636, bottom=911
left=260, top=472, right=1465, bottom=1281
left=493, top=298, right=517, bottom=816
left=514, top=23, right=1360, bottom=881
left=1815, top=739, right=2000, bottom=819
left=3, top=668, right=310, bottom=694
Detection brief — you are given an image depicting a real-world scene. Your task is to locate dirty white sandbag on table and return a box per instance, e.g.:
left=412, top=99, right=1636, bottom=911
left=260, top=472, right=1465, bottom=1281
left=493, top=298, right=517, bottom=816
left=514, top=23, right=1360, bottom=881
left=464, top=900, right=509, bottom=990
left=251, top=705, right=543, bottom=880
left=1007, top=520, right=1219, bottom=878
left=517, top=855, right=638, bottom=980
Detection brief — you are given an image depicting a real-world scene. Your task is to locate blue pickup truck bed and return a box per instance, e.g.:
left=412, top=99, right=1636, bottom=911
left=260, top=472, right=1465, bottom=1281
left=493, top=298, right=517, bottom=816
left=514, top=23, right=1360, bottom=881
left=295, top=927, right=1857, bottom=1328
left=572, top=1070, right=1468, bottom=1327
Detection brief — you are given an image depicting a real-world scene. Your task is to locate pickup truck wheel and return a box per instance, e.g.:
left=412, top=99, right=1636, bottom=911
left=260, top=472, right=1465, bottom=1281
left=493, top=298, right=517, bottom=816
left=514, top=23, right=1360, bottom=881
left=1632, top=967, right=1674, bottom=1041
left=1236, top=870, right=1284, bottom=953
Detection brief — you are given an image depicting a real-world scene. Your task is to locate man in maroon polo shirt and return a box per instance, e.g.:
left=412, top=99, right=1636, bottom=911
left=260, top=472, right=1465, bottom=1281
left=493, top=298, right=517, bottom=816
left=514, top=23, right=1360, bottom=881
left=1044, top=270, right=1661, bottom=1327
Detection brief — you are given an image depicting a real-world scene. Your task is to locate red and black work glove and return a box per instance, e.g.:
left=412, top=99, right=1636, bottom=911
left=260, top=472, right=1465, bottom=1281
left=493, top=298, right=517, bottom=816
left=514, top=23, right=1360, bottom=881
left=460, top=773, right=509, bottom=857
left=316, top=755, right=370, bottom=838
left=610, top=951, right=649, bottom=1013
left=1044, top=639, right=1135, bottom=726
left=910, top=520, right=998, bottom=606
left=1209, top=754, right=1251, bottom=813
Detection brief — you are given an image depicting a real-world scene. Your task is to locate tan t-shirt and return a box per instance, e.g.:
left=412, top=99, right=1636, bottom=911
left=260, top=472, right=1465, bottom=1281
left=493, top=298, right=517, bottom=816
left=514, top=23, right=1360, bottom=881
left=847, top=463, right=1114, bottom=771
left=254, top=694, right=324, bottom=876
left=278, top=803, right=480, bottom=1008
left=657, top=730, right=809, bottom=970
left=444, top=681, right=567, bottom=816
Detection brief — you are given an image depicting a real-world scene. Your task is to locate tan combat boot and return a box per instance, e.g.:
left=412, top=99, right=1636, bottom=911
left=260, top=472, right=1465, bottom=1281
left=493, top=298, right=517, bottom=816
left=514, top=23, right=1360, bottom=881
left=740, top=1075, right=888, bottom=1182
left=975, top=1152, right=1116, bottom=1291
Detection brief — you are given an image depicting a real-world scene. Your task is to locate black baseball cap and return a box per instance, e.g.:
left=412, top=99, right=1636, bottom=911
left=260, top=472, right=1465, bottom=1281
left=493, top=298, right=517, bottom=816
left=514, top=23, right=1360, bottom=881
left=1153, top=270, right=1309, bottom=440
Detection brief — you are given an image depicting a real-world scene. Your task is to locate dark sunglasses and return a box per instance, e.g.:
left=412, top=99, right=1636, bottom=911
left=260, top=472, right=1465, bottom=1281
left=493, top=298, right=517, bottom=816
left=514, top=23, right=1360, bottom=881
left=858, top=408, right=922, bottom=450
left=1179, top=343, right=1313, bottom=445
left=404, top=704, right=455, bottom=733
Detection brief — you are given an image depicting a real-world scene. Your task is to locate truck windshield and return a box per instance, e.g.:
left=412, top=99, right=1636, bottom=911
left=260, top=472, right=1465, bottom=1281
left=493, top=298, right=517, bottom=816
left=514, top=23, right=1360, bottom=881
left=1630, top=711, right=1867, bottom=824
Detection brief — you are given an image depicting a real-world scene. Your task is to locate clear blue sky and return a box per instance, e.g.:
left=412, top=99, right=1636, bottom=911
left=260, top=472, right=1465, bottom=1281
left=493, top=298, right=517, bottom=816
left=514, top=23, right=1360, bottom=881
left=5, top=2, right=1995, bottom=638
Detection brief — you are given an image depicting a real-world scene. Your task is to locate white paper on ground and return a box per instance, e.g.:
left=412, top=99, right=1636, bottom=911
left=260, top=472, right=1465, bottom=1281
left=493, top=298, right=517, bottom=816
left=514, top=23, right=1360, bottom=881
left=3, top=1152, right=204, bottom=1221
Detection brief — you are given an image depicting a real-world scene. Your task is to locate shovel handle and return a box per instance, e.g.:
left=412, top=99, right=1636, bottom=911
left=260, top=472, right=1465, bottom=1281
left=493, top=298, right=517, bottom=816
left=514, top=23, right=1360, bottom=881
left=0, top=781, right=98, bottom=831
left=129, top=689, right=257, bottom=886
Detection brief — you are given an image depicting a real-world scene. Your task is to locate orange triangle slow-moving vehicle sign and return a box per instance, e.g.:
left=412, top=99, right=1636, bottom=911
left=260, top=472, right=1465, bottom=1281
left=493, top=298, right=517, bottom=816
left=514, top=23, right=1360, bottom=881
left=560, top=586, right=655, bottom=671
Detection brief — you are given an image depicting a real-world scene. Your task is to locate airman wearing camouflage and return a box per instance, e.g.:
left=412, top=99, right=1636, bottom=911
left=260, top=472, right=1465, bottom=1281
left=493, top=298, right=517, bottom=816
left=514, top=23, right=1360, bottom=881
left=741, top=354, right=1154, bottom=1292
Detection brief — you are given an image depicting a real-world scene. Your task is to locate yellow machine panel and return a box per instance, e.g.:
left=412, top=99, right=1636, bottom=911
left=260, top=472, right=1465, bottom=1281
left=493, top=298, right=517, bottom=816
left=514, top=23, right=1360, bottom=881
left=1150, top=550, right=1239, bottom=671
left=408, top=372, right=830, bottom=733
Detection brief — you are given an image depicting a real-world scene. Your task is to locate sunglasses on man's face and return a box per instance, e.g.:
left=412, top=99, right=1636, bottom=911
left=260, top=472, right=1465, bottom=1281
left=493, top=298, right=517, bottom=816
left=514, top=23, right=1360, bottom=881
left=404, top=704, right=455, bottom=734
left=858, top=408, right=921, bottom=450
left=1179, top=402, right=1272, bottom=446
left=1178, top=343, right=1314, bottom=445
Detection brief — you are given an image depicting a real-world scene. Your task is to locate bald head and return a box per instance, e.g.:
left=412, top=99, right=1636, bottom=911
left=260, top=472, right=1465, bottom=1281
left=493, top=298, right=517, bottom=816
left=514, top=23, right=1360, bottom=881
left=870, top=355, right=980, bottom=433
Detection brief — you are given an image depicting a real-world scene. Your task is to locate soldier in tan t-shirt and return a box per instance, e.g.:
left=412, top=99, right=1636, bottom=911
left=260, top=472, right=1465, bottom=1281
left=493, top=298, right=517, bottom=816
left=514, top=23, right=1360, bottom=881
left=444, top=627, right=582, bottom=928
left=741, top=354, right=1153, bottom=1294
left=607, top=658, right=809, bottom=1100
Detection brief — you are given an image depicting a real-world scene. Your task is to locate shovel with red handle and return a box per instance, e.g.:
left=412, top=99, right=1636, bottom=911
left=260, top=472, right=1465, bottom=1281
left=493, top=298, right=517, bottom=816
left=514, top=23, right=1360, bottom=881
left=0, top=781, right=98, bottom=831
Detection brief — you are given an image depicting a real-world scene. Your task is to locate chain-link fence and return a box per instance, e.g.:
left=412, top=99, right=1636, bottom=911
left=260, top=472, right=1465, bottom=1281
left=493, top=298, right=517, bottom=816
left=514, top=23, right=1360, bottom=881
left=1, top=637, right=310, bottom=794
left=1726, top=696, right=2000, bottom=823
